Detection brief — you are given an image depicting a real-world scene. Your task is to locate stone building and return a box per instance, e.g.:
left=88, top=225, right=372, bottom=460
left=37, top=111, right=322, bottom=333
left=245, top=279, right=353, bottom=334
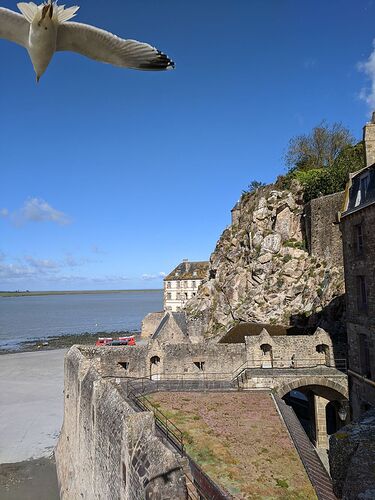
left=340, top=118, right=375, bottom=419
left=164, top=259, right=209, bottom=312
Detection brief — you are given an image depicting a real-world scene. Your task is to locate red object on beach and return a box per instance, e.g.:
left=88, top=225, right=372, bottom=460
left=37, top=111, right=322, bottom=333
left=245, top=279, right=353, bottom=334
left=95, top=337, right=113, bottom=346
left=119, top=336, right=136, bottom=346
left=95, top=336, right=136, bottom=347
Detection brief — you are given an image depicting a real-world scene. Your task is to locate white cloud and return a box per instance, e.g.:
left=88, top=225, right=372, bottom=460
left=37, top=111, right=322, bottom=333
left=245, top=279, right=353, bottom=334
left=8, top=198, right=71, bottom=226
left=24, top=256, right=60, bottom=271
left=0, top=253, right=130, bottom=287
left=358, top=41, right=375, bottom=109
left=0, top=208, right=9, bottom=218
left=141, top=272, right=166, bottom=281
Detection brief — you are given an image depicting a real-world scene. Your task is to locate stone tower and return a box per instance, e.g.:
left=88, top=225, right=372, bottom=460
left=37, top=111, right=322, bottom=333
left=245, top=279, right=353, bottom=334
left=363, top=111, right=375, bottom=167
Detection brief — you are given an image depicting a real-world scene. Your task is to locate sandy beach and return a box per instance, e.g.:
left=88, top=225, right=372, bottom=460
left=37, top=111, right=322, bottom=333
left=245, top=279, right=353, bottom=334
left=0, top=349, right=66, bottom=498
left=0, top=349, right=66, bottom=463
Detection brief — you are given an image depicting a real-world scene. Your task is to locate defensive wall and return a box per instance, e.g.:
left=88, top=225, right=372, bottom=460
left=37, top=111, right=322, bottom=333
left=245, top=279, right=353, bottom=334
left=56, top=328, right=349, bottom=499
left=94, top=327, right=342, bottom=381
left=304, top=191, right=344, bottom=267
left=55, top=346, right=186, bottom=500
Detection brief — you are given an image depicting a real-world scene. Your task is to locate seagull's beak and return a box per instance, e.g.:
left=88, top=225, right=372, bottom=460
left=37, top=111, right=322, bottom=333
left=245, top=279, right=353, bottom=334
left=36, top=75, right=40, bottom=84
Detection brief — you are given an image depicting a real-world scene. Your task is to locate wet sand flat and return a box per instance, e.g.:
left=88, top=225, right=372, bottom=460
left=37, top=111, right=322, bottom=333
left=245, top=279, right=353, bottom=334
left=0, top=457, right=59, bottom=500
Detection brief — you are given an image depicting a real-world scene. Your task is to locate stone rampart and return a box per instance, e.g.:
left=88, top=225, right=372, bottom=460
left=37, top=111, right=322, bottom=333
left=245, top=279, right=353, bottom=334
left=79, top=327, right=343, bottom=382
left=304, top=191, right=344, bottom=267
left=55, top=346, right=186, bottom=500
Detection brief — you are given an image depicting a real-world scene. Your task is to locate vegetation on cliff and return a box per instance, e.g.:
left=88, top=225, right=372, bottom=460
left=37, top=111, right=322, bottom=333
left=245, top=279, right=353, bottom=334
left=278, top=122, right=364, bottom=202
left=185, top=122, right=360, bottom=340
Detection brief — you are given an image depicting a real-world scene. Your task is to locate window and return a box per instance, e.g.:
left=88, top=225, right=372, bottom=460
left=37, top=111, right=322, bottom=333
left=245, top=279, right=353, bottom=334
left=192, top=281, right=196, bottom=288
left=176, top=281, right=180, bottom=289
left=194, top=361, right=205, bottom=371
left=167, top=282, right=171, bottom=289
left=357, top=276, right=368, bottom=312
left=355, top=224, right=364, bottom=255
left=118, top=362, right=129, bottom=370
left=167, top=292, right=172, bottom=300
left=176, top=292, right=181, bottom=300
left=184, top=292, right=188, bottom=299
left=355, top=174, right=370, bottom=207
left=359, top=334, right=371, bottom=378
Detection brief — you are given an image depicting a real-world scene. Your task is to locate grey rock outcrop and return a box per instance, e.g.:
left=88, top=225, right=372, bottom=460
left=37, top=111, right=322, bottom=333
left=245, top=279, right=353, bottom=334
left=185, top=183, right=345, bottom=340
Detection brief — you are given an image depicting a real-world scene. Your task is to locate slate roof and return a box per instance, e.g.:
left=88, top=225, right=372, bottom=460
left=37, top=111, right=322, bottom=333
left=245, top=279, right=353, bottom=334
left=341, top=163, right=375, bottom=217
left=219, top=323, right=316, bottom=344
left=164, top=261, right=209, bottom=281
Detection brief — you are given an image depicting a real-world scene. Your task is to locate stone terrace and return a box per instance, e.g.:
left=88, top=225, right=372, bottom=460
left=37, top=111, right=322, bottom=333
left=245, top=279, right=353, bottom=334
left=148, top=391, right=317, bottom=500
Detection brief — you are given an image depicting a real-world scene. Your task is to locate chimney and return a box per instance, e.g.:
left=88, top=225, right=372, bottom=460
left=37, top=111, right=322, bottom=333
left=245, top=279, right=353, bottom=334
left=182, top=258, right=189, bottom=272
left=363, top=111, right=375, bottom=167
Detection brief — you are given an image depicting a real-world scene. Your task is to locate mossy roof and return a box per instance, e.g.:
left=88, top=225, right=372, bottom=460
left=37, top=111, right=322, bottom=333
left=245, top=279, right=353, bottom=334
left=164, top=261, right=209, bottom=281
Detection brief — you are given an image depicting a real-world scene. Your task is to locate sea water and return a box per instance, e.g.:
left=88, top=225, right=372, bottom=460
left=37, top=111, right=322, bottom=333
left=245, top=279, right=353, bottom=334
left=0, top=291, right=163, bottom=349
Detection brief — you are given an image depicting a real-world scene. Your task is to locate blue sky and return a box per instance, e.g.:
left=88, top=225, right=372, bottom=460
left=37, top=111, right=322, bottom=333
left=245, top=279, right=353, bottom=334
left=1, top=0, right=375, bottom=290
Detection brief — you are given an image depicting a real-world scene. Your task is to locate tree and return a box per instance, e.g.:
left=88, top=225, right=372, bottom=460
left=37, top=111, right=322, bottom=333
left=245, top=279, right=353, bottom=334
left=248, top=180, right=265, bottom=192
left=285, top=121, right=354, bottom=173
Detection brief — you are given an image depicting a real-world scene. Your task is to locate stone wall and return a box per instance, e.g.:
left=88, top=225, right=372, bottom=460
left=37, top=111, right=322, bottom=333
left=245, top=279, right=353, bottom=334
left=56, top=347, right=186, bottom=500
left=340, top=202, right=375, bottom=418
left=141, top=312, right=164, bottom=339
left=304, top=191, right=344, bottom=267
left=329, top=408, right=375, bottom=500
left=78, top=327, right=343, bottom=382
left=91, top=342, right=246, bottom=380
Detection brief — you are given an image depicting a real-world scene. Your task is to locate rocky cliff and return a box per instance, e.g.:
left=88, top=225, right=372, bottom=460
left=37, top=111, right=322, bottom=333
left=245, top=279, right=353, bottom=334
left=185, top=182, right=345, bottom=340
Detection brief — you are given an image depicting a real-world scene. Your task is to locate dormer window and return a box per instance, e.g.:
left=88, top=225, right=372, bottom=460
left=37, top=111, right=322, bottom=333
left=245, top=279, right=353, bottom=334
left=355, top=173, right=370, bottom=207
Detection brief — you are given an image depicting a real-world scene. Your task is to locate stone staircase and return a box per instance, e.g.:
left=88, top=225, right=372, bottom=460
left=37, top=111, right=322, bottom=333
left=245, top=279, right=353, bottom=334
left=274, top=396, right=337, bottom=500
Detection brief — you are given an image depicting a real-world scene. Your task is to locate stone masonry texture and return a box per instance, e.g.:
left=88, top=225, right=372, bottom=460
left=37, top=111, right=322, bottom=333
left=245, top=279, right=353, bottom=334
left=55, top=347, right=187, bottom=500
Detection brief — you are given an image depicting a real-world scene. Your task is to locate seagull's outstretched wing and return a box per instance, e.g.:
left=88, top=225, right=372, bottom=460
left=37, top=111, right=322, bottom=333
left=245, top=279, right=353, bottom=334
left=56, top=22, right=174, bottom=71
left=0, top=8, right=29, bottom=47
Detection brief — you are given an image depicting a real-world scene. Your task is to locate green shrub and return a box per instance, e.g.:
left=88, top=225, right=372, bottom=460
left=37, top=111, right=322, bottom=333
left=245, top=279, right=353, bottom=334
left=294, top=142, right=364, bottom=202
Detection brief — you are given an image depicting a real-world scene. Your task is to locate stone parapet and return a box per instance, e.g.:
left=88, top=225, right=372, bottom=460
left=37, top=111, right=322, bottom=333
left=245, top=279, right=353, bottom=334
left=55, top=346, right=186, bottom=500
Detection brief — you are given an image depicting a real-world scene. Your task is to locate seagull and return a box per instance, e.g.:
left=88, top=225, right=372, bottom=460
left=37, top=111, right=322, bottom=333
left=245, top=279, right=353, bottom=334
left=0, top=1, right=175, bottom=81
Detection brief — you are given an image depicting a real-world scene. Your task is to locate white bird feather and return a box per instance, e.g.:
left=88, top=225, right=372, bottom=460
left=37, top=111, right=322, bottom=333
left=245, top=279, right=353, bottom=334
left=0, top=1, right=175, bottom=81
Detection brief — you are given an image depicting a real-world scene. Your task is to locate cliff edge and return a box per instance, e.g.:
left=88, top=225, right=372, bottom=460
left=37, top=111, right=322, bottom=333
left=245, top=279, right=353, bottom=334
left=185, top=182, right=345, bottom=340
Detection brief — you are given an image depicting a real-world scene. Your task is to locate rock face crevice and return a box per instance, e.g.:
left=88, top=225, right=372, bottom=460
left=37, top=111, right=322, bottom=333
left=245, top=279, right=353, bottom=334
left=185, top=183, right=345, bottom=341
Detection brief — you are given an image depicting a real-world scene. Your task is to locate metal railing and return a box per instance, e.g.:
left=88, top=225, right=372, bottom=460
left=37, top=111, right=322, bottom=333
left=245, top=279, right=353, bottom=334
left=127, top=379, right=184, bottom=454
left=126, top=378, right=231, bottom=499
left=232, top=357, right=347, bottom=382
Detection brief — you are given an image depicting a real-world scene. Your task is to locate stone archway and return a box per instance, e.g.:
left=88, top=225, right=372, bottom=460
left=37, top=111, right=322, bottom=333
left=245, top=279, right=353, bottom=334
left=150, top=355, right=161, bottom=380
left=316, top=344, right=330, bottom=366
left=276, top=378, right=348, bottom=450
left=275, top=377, right=348, bottom=400
left=260, top=343, right=273, bottom=368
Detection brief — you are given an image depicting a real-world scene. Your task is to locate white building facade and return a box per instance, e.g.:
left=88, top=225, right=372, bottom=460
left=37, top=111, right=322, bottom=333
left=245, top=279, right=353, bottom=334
left=164, top=259, right=209, bottom=312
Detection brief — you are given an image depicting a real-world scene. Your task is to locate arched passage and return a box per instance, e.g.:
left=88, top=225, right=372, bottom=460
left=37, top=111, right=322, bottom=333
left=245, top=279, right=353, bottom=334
left=276, top=378, right=349, bottom=452
left=150, top=355, right=161, bottom=380
left=260, top=343, right=273, bottom=368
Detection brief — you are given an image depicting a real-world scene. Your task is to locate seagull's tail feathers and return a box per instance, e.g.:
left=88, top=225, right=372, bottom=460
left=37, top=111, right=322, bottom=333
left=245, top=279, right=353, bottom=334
left=56, top=4, right=79, bottom=23
left=17, top=2, right=79, bottom=24
left=17, top=2, right=38, bottom=23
